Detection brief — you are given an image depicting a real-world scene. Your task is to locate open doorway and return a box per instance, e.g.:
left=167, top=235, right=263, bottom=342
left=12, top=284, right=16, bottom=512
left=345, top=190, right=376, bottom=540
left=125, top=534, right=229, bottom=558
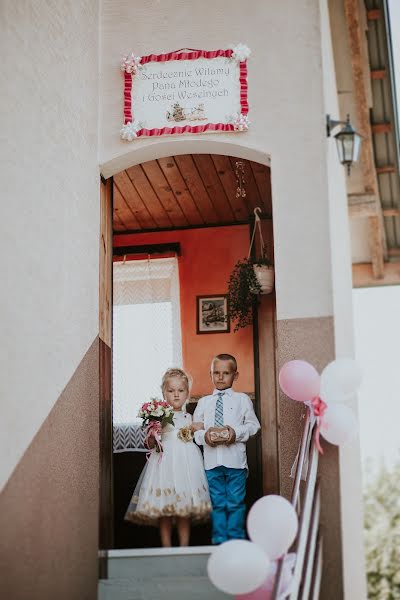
left=100, top=153, right=278, bottom=551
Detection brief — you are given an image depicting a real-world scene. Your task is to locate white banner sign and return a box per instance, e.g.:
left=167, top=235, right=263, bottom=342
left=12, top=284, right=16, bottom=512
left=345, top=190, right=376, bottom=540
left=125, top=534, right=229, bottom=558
left=120, top=46, right=250, bottom=140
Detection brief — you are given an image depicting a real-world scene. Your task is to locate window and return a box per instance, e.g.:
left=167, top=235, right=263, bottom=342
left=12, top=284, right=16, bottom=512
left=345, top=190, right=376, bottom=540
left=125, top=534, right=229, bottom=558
left=112, top=256, right=182, bottom=451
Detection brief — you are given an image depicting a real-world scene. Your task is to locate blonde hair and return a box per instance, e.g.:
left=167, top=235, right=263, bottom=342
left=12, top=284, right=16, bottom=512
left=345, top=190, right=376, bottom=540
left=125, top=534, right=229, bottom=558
left=211, top=353, right=238, bottom=372
left=161, top=368, right=192, bottom=395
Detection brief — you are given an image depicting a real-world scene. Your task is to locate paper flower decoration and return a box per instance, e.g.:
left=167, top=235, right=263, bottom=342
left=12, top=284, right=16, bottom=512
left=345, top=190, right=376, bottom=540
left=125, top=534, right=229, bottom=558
left=231, top=43, right=251, bottom=62
left=120, top=121, right=142, bottom=141
left=230, top=113, right=250, bottom=131
left=121, top=52, right=142, bottom=74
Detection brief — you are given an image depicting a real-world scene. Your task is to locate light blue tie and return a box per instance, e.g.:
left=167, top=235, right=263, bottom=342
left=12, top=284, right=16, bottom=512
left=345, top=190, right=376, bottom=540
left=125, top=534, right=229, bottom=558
left=214, top=392, right=224, bottom=427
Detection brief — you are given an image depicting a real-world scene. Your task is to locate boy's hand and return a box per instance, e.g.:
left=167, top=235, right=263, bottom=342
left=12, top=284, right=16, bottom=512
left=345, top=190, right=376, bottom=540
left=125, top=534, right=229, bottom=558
left=225, top=426, right=236, bottom=445
left=190, top=421, right=204, bottom=433
left=204, top=428, right=218, bottom=447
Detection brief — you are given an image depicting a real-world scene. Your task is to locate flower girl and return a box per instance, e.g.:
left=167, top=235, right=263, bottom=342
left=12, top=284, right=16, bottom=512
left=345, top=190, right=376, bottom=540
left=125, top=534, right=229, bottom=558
left=125, top=368, right=211, bottom=546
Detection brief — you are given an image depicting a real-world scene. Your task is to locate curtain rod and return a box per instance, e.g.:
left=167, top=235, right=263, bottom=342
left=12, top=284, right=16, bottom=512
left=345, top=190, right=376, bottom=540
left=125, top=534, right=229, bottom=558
left=113, top=243, right=181, bottom=257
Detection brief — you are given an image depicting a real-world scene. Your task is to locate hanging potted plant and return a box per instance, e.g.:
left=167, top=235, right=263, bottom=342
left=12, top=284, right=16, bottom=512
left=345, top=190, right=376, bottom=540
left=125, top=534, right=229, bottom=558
left=227, top=208, right=274, bottom=331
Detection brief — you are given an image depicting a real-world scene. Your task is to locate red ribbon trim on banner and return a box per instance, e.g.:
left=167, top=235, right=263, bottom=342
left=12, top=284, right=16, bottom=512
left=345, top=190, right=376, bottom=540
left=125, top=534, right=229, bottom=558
left=124, top=71, right=133, bottom=124
left=140, top=48, right=233, bottom=63
left=239, top=60, right=249, bottom=114
left=311, top=396, right=327, bottom=454
left=137, top=123, right=235, bottom=136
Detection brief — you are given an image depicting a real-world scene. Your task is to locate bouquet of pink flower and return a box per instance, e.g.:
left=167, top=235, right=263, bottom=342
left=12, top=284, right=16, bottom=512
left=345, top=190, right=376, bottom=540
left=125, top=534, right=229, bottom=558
left=138, top=398, right=174, bottom=454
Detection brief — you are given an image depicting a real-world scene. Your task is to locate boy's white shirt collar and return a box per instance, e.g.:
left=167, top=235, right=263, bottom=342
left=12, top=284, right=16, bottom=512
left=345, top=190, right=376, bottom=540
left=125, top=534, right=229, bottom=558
left=212, top=387, right=233, bottom=396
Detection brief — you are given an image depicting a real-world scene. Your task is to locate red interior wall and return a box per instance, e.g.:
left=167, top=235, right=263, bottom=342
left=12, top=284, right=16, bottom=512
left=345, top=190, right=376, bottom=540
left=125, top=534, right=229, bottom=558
left=114, top=225, right=255, bottom=396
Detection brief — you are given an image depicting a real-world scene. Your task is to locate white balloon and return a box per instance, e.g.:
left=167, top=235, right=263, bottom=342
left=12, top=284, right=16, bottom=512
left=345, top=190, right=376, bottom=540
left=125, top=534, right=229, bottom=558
left=207, top=540, right=270, bottom=595
left=320, top=358, right=362, bottom=404
left=320, top=403, right=358, bottom=446
left=247, top=495, right=298, bottom=560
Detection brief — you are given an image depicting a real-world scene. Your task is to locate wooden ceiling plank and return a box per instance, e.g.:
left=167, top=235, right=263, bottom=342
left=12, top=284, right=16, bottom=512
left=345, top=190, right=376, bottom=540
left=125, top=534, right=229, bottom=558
left=211, top=155, right=248, bottom=220
left=376, top=165, right=396, bottom=174
left=193, top=154, right=235, bottom=221
left=368, top=215, right=385, bottom=278
left=157, top=157, right=204, bottom=225
left=113, top=202, right=128, bottom=231
left=113, top=207, right=129, bottom=232
left=383, top=208, right=400, bottom=217
left=126, top=164, right=172, bottom=229
left=141, top=160, right=188, bottom=228
left=371, top=122, right=392, bottom=134
left=114, top=171, right=156, bottom=229
left=367, top=9, right=381, bottom=21
left=113, top=182, right=142, bottom=231
left=348, top=202, right=378, bottom=218
left=371, top=69, right=386, bottom=80
left=174, top=155, right=219, bottom=224
left=353, top=262, right=400, bottom=287
left=247, top=160, right=270, bottom=212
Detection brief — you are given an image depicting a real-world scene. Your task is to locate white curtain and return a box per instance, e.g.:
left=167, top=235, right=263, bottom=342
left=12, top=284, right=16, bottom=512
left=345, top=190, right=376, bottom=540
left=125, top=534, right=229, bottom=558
left=112, top=256, right=182, bottom=452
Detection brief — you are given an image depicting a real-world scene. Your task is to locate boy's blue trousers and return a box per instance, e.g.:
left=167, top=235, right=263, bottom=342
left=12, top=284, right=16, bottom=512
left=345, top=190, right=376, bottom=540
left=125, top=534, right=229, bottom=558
left=205, top=465, right=247, bottom=544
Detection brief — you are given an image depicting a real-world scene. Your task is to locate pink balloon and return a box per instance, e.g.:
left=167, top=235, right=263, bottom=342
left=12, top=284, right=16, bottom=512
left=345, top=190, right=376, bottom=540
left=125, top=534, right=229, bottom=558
left=236, top=555, right=295, bottom=600
left=235, top=576, right=273, bottom=600
left=279, top=360, right=320, bottom=403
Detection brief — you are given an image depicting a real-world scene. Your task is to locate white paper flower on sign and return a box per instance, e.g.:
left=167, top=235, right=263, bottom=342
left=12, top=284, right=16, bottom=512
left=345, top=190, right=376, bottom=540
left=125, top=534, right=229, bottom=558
left=231, top=43, right=251, bottom=62
left=120, top=121, right=142, bottom=141
left=121, top=52, right=142, bottom=74
left=229, top=113, right=250, bottom=131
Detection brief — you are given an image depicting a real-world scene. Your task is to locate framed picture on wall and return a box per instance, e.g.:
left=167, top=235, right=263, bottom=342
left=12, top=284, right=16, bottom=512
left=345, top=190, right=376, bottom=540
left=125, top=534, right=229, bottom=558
left=196, top=295, right=230, bottom=334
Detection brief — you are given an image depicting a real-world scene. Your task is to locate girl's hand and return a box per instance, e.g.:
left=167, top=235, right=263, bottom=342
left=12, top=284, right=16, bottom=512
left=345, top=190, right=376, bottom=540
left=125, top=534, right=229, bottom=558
left=147, top=434, right=156, bottom=449
left=190, top=421, right=204, bottom=433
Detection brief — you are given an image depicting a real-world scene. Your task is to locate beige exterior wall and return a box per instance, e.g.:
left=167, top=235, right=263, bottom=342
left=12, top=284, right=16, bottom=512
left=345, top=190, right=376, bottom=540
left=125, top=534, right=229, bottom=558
left=0, top=0, right=100, bottom=491
left=1, top=3, right=101, bottom=597
left=0, top=341, right=100, bottom=600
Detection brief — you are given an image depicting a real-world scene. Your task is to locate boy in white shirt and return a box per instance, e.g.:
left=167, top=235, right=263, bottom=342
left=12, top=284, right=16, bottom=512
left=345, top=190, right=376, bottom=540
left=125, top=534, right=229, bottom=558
left=193, top=353, right=260, bottom=544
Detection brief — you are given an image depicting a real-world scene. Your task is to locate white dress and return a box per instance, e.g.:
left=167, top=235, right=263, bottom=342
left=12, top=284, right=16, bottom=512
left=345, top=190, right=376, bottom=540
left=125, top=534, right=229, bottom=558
left=125, top=410, right=212, bottom=526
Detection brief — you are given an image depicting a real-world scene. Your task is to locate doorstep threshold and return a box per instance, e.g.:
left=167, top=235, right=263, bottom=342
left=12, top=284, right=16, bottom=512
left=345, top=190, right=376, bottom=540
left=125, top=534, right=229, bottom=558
left=107, top=546, right=215, bottom=558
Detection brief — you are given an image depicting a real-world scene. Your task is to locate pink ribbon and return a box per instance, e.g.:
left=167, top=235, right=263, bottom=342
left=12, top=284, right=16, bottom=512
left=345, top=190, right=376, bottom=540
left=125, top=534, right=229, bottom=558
left=311, top=396, right=327, bottom=454
left=144, top=421, right=163, bottom=460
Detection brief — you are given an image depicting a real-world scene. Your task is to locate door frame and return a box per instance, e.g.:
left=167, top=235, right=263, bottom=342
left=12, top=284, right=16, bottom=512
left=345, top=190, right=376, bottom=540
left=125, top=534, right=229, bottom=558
left=99, top=176, right=114, bottom=575
left=98, top=160, right=280, bottom=560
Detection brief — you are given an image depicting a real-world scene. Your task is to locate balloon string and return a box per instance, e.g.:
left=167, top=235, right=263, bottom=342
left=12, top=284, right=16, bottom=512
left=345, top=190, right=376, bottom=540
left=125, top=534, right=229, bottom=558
left=311, top=396, right=327, bottom=454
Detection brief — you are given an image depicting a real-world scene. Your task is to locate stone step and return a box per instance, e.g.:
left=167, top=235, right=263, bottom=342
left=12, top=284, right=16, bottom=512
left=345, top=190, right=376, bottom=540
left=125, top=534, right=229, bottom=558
left=99, top=546, right=229, bottom=600
left=106, top=546, right=213, bottom=579
left=98, top=575, right=229, bottom=600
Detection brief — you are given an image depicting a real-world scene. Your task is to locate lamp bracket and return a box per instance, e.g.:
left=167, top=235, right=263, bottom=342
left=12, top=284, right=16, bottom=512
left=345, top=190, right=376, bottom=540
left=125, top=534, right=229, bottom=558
left=326, top=114, right=349, bottom=137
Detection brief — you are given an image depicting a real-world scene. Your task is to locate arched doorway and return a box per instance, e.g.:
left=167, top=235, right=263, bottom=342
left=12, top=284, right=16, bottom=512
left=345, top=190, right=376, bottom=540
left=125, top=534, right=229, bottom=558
left=99, top=151, right=278, bottom=552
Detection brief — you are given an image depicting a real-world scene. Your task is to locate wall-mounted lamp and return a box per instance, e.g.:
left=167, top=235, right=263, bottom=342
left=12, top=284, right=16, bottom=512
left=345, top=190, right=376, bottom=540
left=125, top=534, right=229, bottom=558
left=326, top=114, right=362, bottom=175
